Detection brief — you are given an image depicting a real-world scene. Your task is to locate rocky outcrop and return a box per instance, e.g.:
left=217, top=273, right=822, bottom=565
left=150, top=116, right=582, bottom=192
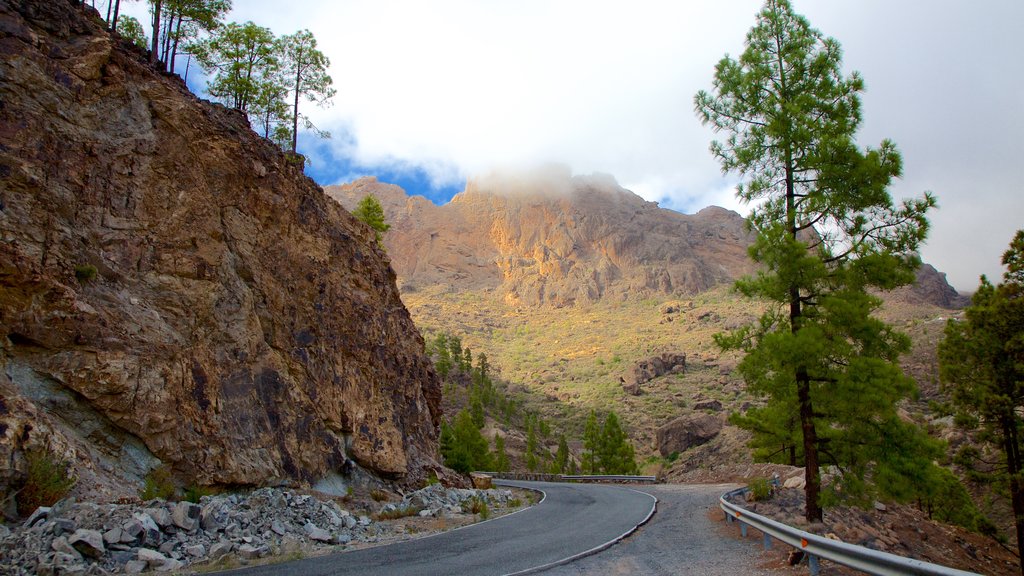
left=0, top=0, right=441, bottom=503
left=656, top=414, right=723, bottom=457
left=886, top=263, right=969, bottom=309
left=327, top=168, right=758, bottom=307
left=623, top=353, right=686, bottom=395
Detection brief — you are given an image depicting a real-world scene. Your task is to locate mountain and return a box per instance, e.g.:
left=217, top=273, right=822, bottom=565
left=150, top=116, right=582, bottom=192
left=327, top=168, right=963, bottom=309
left=0, top=0, right=441, bottom=504
left=328, top=168, right=756, bottom=307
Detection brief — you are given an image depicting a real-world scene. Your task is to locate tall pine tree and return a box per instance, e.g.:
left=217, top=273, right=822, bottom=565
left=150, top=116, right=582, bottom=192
left=695, top=0, right=936, bottom=522
left=940, top=230, right=1024, bottom=569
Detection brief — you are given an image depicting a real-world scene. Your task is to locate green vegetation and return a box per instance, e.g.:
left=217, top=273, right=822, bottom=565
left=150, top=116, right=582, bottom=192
left=582, top=411, right=638, bottom=474
left=17, top=449, right=76, bottom=517
left=748, top=477, right=773, bottom=502
left=939, top=230, right=1024, bottom=556
left=74, top=264, right=97, bottom=283
left=115, top=15, right=148, bottom=49
left=141, top=464, right=176, bottom=501
left=192, top=19, right=334, bottom=153
left=183, top=484, right=214, bottom=503
left=440, top=409, right=492, bottom=474
left=143, top=0, right=232, bottom=74
left=696, top=0, right=936, bottom=522
left=492, top=434, right=509, bottom=473
left=375, top=506, right=422, bottom=521
left=462, top=496, right=489, bottom=519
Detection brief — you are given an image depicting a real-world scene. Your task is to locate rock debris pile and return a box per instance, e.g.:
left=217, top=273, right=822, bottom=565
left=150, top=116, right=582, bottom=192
left=0, top=485, right=516, bottom=575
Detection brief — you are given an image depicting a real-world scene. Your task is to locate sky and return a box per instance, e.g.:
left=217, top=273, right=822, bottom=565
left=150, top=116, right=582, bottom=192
left=120, top=1, right=1024, bottom=292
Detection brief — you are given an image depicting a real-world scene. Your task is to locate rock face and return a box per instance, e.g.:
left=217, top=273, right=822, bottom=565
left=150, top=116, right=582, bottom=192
left=327, top=167, right=758, bottom=307
left=0, top=0, right=441, bottom=501
left=656, top=414, right=723, bottom=457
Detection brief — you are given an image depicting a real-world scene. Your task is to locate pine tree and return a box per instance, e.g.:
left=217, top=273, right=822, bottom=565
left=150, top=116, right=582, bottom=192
left=940, top=230, right=1024, bottom=567
left=278, top=30, right=335, bottom=154
left=555, top=434, right=569, bottom=474
left=525, top=425, right=538, bottom=472
left=695, top=0, right=935, bottom=522
left=351, top=194, right=391, bottom=246
left=440, top=409, right=491, bottom=474
left=493, top=434, right=509, bottom=473
left=582, top=411, right=599, bottom=474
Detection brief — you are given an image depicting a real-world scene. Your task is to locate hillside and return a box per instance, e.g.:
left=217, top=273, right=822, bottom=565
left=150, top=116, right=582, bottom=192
left=328, top=174, right=964, bottom=472
left=0, top=0, right=442, bottom=506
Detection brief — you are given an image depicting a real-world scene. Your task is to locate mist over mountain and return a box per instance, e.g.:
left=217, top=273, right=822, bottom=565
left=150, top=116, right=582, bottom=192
left=328, top=169, right=963, bottom=309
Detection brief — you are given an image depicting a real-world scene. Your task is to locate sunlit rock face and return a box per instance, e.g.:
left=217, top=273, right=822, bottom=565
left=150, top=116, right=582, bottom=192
left=328, top=171, right=756, bottom=308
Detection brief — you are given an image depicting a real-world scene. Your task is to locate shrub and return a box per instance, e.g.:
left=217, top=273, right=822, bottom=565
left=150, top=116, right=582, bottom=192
left=667, top=451, right=680, bottom=463
left=748, top=477, right=772, bottom=501
left=141, top=465, right=175, bottom=501
left=425, top=473, right=440, bottom=487
left=462, top=496, right=489, bottom=519
left=375, top=506, right=421, bottom=521
left=370, top=489, right=390, bottom=502
left=183, top=484, right=214, bottom=503
left=17, top=449, right=76, bottom=516
left=507, top=497, right=522, bottom=508
left=74, top=264, right=97, bottom=283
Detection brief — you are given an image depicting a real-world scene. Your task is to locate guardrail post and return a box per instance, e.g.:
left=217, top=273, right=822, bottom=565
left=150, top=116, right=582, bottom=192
left=763, top=533, right=771, bottom=550
left=808, top=555, right=819, bottom=576
left=740, top=522, right=747, bottom=538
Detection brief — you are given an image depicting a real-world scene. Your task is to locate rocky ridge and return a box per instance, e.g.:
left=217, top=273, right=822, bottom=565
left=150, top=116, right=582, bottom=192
left=327, top=168, right=758, bottom=307
left=0, top=0, right=441, bottom=504
left=327, top=170, right=964, bottom=309
left=0, top=484, right=518, bottom=575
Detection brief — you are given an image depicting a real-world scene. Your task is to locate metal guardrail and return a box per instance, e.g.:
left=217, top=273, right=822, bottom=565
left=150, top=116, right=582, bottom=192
left=719, top=487, right=980, bottom=576
left=476, top=472, right=657, bottom=484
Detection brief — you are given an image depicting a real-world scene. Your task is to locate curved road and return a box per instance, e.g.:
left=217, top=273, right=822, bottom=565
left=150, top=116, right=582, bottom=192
left=218, top=480, right=657, bottom=576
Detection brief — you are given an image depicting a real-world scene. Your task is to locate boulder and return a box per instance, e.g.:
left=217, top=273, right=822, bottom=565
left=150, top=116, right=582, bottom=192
left=172, top=501, right=201, bottom=532
left=692, top=399, right=722, bottom=412
left=624, top=353, right=687, bottom=390
left=470, top=473, right=493, bottom=490
left=784, top=475, right=805, bottom=489
left=656, top=414, right=723, bottom=457
left=303, top=522, right=332, bottom=542
left=68, top=528, right=105, bottom=559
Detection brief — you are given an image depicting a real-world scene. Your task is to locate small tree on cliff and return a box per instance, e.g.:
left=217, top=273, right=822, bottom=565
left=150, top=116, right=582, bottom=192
left=940, top=230, right=1024, bottom=567
left=695, top=0, right=936, bottom=522
left=352, top=194, right=391, bottom=246
left=192, top=21, right=278, bottom=111
left=278, top=30, right=335, bottom=154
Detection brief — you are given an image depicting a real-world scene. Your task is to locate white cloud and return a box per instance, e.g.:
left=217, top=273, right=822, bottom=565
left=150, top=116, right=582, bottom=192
left=118, top=0, right=1024, bottom=291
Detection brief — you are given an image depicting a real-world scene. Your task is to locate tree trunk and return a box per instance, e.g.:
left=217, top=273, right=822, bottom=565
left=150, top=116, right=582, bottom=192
left=149, top=0, right=162, bottom=65
left=169, top=18, right=182, bottom=74
left=798, top=371, right=822, bottom=522
left=784, top=138, right=824, bottom=523
left=111, top=0, right=120, bottom=32
left=161, top=12, right=175, bottom=70
left=290, top=52, right=303, bottom=153
left=1002, top=416, right=1024, bottom=575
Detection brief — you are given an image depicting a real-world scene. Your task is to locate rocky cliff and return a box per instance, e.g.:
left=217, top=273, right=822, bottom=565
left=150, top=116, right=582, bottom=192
left=0, top=0, right=441, bottom=504
left=328, top=168, right=758, bottom=307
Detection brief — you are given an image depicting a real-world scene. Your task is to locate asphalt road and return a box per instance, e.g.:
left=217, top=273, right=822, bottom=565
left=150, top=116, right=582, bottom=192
left=541, top=484, right=781, bottom=576
left=216, top=480, right=657, bottom=576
